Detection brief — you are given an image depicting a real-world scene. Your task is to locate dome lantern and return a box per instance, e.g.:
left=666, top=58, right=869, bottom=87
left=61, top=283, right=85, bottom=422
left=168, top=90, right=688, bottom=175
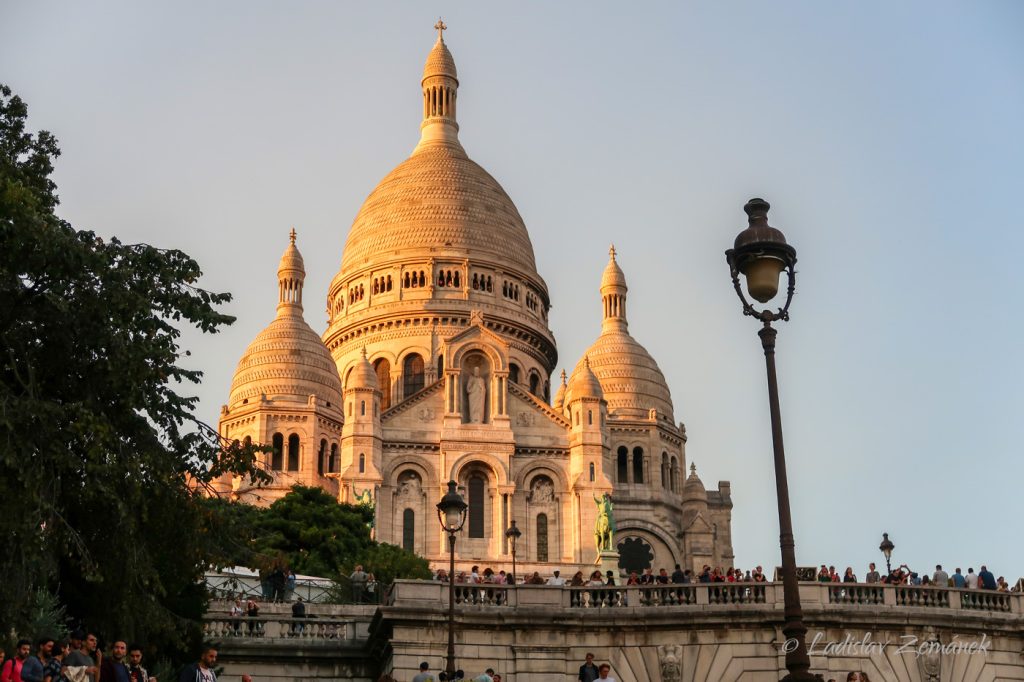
left=601, top=244, right=628, bottom=332
left=277, top=228, right=305, bottom=317
left=419, top=19, right=461, bottom=149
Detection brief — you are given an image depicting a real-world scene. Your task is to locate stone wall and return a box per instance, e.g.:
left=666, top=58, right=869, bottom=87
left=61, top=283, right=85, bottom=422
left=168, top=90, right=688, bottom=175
left=208, top=583, right=1024, bottom=682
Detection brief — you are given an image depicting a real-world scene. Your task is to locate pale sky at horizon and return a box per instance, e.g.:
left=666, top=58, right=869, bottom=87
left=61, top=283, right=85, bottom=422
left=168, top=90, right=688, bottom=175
left=3, top=1, right=1023, bottom=581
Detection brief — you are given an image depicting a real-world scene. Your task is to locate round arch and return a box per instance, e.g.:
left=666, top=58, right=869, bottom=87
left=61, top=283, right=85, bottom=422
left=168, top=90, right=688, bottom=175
left=448, top=451, right=509, bottom=488
left=450, top=340, right=507, bottom=373
left=615, top=519, right=680, bottom=566
left=513, top=462, right=569, bottom=493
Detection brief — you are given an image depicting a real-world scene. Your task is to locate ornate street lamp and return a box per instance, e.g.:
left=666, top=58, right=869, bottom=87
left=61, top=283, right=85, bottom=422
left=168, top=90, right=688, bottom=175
left=505, top=520, right=522, bottom=585
left=879, top=533, right=895, bottom=576
left=436, top=480, right=468, bottom=678
left=725, top=198, right=814, bottom=682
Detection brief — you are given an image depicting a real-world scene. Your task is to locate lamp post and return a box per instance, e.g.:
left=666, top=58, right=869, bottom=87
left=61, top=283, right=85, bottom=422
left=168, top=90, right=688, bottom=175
left=725, top=198, right=814, bottom=682
left=436, top=480, right=468, bottom=678
left=879, top=533, right=895, bottom=576
left=505, top=520, right=522, bottom=585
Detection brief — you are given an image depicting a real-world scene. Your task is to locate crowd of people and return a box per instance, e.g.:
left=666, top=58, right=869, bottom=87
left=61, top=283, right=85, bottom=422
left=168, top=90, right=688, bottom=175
left=0, top=633, right=158, bottom=682
left=429, top=560, right=1017, bottom=591
left=0, top=639, right=258, bottom=682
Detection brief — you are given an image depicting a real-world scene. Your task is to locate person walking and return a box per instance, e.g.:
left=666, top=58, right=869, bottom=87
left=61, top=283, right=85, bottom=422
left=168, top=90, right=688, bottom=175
left=177, top=646, right=217, bottom=682
left=577, top=653, right=599, bottom=682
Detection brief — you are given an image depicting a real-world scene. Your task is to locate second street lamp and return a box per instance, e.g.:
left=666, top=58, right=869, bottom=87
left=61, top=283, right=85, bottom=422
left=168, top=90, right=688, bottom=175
left=505, top=520, right=522, bottom=585
left=436, top=480, right=468, bottom=678
left=879, top=533, right=895, bottom=576
left=725, top=198, right=814, bottom=682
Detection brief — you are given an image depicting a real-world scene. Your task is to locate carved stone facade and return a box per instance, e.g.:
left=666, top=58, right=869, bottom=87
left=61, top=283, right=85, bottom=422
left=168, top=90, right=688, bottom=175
left=213, top=29, right=734, bottom=574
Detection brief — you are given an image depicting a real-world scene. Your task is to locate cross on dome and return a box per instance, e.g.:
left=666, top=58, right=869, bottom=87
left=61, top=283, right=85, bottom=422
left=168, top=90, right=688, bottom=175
left=289, top=227, right=297, bottom=245
left=434, top=18, right=447, bottom=41
left=609, top=244, right=617, bottom=260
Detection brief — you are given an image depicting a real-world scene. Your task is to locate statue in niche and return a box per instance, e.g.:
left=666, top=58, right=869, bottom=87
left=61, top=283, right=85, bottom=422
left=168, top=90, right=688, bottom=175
left=465, top=365, right=487, bottom=424
left=529, top=477, right=554, bottom=504
left=397, top=472, right=421, bottom=499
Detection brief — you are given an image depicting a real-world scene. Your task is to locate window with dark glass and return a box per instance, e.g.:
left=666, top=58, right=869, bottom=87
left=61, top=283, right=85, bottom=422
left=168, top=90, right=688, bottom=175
left=403, top=353, right=425, bottom=396
left=536, top=513, right=549, bottom=562
left=617, top=446, right=628, bottom=483
left=271, top=433, right=284, bottom=471
left=287, top=434, right=300, bottom=471
left=402, top=509, right=415, bottom=552
left=468, top=476, right=485, bottom=538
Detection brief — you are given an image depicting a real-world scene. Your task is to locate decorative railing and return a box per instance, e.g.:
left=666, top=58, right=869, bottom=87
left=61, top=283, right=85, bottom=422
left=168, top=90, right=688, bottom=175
left=202, top=616, right=358, bottom=642
left=386, top=581, right=1022, bottom=615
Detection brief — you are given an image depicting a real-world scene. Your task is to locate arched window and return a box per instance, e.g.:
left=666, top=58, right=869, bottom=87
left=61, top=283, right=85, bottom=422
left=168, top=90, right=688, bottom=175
left=589, top=462, right=596, bottom=482
left=437, top=354, right=444, bottom=375
left=661, top=452, right=669, bottom=490
left=329, top=443, right=338, bottom=473
left=509, top=364, right=521, bottom=385
left=271, top=433, right=284, bottom=471
left=360, top=400, right=365, bottom=416
left=402, top=509, right=415, bottom=552
left=373, top=358, right=391, bottom=410
left=536, top=513, right=549, bottom=562
left=671, top=456, right=679, bottom=493
left=588, top=409, right=593, bottom=425
left=358, top=453, right=365, bottom=474
left=287, top=434, right=300, bottom=471
left=468, top=475, right=485, bottom=538
left=617, top=446, right=628, bottom=483
left=529, top=372, right=540, bottom=396
left=318, top=439, right=327, bottom=476
left=403, top=353, right=425, bottom=397
left=632, top=446, right=644, bottom=484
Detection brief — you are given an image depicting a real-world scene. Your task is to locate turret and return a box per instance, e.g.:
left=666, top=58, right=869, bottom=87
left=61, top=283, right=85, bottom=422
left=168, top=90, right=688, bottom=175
left=340, top=348, right=383, bottom=502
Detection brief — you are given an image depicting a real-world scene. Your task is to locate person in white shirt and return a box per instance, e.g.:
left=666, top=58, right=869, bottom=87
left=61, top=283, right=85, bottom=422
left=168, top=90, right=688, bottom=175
left=966, top=568, right=979, bottom=589
left=596, top=663, right=616, bottom=681
left=547, top=570, right=566, bottom=586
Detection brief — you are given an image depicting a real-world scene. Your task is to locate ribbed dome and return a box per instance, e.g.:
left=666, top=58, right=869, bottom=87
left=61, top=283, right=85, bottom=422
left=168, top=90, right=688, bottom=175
left=570, top=330, right=674, bottom=420
left=568, top=357, right=603, bottom=400
left=348, top=348, right=378, bottom=390
left=228, top=315, right=343, bottom=410
left=423, top=38, right=457, bottom=81
left=340, top=143, right=539, bottom=276
left=682, top=463, right=708, bottom=504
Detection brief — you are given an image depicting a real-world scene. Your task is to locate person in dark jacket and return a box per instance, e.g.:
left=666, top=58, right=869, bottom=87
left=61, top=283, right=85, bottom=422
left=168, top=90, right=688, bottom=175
left=177, top=647, right=216, bottom=682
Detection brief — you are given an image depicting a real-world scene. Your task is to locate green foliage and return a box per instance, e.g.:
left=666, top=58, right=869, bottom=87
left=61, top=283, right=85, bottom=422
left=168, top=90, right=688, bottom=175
left=0, top=84, right=265, bottom=659
left=255, top=486, right=374, bottom=577
left=208, top=485, right=431, bottom=589
left=342, top=542, right=432, bottom=587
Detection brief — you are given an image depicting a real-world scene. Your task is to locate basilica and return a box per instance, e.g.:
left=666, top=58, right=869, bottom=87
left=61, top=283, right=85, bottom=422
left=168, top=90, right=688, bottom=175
left=213, top=27, right=734, bottom=576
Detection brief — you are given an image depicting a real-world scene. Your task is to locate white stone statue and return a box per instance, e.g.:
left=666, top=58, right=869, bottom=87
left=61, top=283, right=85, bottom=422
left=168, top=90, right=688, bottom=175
left=465, top=366, right=486, bottom=423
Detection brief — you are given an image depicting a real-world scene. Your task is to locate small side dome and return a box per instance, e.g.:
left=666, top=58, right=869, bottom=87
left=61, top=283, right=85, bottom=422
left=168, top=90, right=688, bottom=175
left=348, top=348, right=379, bottom=390
left=568, top=356, right=603, bottom=400
left=552, top=369, right=567, bottom=411
left=682, top=463, right=708, bottom=503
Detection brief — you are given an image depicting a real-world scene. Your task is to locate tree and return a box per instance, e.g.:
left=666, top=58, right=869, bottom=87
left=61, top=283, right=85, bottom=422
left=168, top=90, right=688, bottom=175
left=0, top=84, right=265, bottom=656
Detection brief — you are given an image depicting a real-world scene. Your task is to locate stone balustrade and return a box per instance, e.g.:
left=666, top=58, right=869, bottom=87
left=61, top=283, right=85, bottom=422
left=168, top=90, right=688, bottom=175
left=389, top=579, right=1024, bottom=614
left=202, top=615, right=360, bottom=643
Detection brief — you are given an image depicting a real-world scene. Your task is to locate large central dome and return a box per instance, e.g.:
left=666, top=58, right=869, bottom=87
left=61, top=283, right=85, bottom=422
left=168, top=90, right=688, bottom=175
left=340, top=143, right=538, bottom=274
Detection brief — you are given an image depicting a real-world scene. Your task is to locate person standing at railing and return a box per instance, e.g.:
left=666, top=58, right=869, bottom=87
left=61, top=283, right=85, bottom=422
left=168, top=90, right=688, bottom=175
left=843, top=567, right=857, bottom=583
left=966, top=567, right=979, bottom=588
left=933, top=564, right=949, bottom=586
left=291, top=597, right=306, bottom=635
left=245, top=599, right=259, bottom=635
left=978, top=565, right=997, bottom=590
left=952, top=568, right=966, bottom=587
left=864, top=563, right=880, bottom=583
left=349, top=565, right=368, bottom=604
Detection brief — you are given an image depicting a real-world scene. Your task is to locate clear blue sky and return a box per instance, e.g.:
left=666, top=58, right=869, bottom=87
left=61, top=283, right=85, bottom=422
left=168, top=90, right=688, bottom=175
left=4, top=1, right=1022, bottom=580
